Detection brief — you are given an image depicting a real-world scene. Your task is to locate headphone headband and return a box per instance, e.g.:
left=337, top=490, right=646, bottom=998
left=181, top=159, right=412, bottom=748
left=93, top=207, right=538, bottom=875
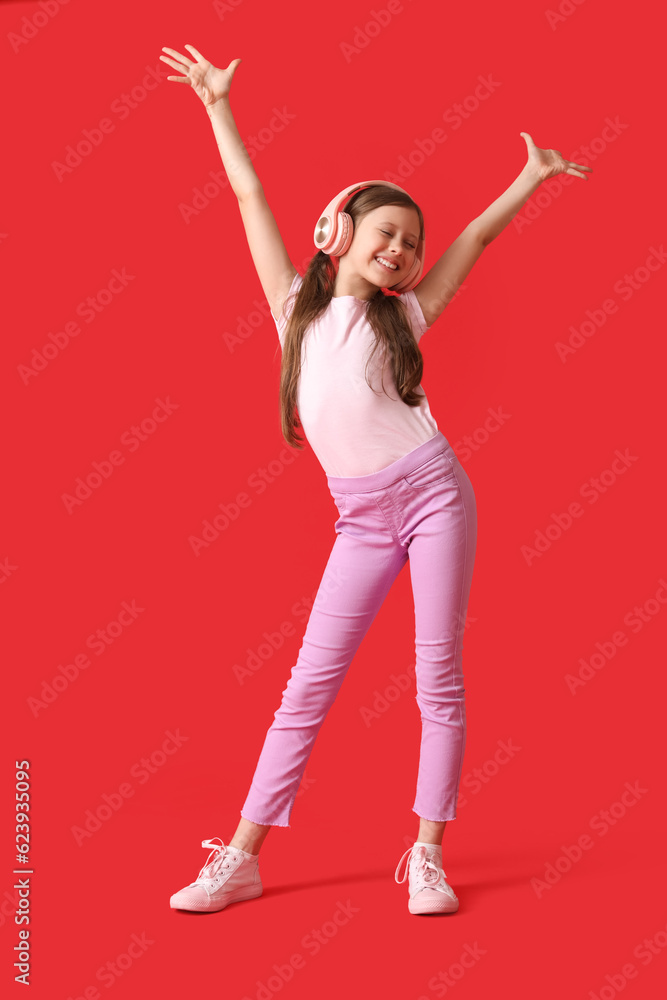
left=313, top=179, right=424, bottom=293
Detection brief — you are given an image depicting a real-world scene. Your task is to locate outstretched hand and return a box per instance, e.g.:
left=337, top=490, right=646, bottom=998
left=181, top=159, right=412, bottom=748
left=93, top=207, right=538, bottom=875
left=160, top=44, right=242, bottom=109
left=520, top=132, right=592, bottom=181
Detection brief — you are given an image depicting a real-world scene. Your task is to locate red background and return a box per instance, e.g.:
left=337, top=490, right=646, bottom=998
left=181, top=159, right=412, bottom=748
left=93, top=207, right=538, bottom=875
left=2, top=0, right=666, bottom=997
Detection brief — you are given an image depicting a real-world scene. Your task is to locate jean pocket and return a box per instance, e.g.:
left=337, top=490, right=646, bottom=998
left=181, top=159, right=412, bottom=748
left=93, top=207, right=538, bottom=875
left=331, top=493, right=348, bottom=516
left=402, top=452, right=456, bottom=489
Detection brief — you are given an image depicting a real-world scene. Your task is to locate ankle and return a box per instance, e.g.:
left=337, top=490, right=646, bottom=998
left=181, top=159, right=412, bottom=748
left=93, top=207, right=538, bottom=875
left=230, top=818, right=271, bottom=856
left=229, top=837, right=262, bottom=856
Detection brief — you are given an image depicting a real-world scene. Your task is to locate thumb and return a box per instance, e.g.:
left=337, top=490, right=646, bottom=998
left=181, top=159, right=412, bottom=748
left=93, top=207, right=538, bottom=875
left=228, top=57, right=242, bottom=75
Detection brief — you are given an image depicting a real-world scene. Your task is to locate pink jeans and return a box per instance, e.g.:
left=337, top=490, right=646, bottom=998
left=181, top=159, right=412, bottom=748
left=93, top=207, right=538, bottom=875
left=241, top=430, right=478, bottom=827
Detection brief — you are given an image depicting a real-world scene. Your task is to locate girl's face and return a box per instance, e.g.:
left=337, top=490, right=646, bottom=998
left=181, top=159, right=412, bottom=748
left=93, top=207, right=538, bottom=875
left=341, top=204, right=421, bottom=294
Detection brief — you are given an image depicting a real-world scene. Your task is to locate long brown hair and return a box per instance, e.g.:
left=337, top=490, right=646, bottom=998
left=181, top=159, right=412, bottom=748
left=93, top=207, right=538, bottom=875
left=277, top=185, right=426, bottom=449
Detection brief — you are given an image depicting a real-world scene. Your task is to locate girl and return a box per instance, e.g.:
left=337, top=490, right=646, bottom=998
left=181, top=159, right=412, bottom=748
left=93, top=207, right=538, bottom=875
left=161, top=43, right=591, bottom=917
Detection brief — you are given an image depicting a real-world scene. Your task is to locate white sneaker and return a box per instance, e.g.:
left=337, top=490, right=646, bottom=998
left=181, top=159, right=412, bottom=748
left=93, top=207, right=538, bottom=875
left=170, top=838, right=263, bottom=912
left=395, top=843, right=459, bottom=915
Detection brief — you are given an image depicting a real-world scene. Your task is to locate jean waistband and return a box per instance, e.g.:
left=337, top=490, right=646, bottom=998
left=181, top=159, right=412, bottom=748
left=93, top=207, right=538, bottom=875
left=326, top=432, right=450, bottom=493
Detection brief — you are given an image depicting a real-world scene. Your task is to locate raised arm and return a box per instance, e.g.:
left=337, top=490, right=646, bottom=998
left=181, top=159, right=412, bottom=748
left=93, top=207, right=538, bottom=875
left=160, top=44, right=297, bottom=319
left=412, top=132, right=592, bottom=329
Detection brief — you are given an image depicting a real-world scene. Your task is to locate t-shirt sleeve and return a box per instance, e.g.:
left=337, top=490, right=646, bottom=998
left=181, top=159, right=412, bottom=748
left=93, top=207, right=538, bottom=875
left=398, top=288, right=431, bottom=344
left=271, top=271, right=303, bottom=345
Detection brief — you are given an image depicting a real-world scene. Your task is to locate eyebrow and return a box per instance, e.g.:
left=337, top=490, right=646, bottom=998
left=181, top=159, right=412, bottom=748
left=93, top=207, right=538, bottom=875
left=378, top=221, right=420, bottom=241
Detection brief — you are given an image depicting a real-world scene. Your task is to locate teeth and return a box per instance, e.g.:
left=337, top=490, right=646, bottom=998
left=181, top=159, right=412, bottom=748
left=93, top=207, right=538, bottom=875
left=376, top=257, right=397, bottom=270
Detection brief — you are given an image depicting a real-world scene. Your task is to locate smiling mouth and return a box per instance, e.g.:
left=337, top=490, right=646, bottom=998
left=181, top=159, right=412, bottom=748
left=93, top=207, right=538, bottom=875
left=375, top=256, right=398, bottom=273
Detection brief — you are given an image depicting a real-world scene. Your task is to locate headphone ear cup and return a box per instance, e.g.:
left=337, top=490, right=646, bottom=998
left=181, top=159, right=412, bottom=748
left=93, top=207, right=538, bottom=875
left=314, top=209, right=354, bottom=256
left=327, top=211, right=354, bottom=256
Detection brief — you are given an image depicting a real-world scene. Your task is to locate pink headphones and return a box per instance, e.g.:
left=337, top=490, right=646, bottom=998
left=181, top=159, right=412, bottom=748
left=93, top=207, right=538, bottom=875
left=313, top=179, right=425, bottom=293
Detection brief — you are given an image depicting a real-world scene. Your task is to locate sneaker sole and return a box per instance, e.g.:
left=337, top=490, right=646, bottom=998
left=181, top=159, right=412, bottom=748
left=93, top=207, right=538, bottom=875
left=170, top=881, right=263, bottom=913
left=409, top=895, right=459, bottom=915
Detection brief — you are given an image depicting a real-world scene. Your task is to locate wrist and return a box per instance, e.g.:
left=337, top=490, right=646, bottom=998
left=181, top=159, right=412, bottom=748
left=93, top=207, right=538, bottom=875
left=205, top=95, right=230, bottom=115
left=521, top=160, right=543, bottom=186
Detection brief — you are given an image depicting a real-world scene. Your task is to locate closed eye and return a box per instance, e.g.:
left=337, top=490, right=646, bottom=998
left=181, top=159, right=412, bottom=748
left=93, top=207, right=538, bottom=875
left=380, top=229, right=416, bottom=249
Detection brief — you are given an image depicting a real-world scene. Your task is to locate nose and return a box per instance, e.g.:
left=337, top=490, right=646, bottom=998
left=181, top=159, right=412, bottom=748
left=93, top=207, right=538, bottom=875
left=389, top=234, right=407, bottom=256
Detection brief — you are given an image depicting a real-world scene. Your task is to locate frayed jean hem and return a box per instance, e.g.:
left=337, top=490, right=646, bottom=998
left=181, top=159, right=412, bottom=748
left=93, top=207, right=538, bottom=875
left=240, top=810, right=290, bottom=829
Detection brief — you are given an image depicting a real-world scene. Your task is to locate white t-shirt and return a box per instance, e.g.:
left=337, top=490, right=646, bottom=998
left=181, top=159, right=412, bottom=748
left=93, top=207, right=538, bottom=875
left=271, top=271, right=440, bottom=477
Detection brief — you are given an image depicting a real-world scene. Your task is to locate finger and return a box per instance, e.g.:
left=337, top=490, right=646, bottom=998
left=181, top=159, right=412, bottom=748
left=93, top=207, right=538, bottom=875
left=160, top=53, right=192, bottom=74
left=165, top=76, right=190, bottom=84
left=227, top=57, right=242, bottom=74
left=184, top=43, right=207, bottom=62
left=160, top=56, right=188, bottom=80
left=161, top=46, right=194, bottom=68
left=566, top=167, right=588, bottom=180
left=566, top=161, right=592, bottom=173
left=519, top=131, right=536, bottom=147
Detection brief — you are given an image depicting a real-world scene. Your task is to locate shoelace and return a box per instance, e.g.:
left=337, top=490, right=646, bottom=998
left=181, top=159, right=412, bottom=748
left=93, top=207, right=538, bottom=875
left=394, top=845, right=448, bottom=889
left=189, top=838, right=236, bottom=886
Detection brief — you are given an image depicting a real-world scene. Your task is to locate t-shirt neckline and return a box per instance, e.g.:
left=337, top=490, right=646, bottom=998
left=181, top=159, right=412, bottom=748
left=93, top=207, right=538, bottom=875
left=331, top=294, right=372, bottom=304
